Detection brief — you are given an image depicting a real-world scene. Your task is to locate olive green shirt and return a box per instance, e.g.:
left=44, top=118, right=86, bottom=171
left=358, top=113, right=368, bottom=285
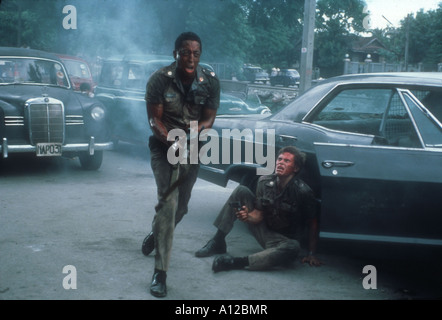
left=145, top=62, right=220, bottom=132
left=255, top=174, right=318, bottom=239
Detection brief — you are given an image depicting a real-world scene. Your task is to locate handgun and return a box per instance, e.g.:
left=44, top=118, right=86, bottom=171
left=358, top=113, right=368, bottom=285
left=229, top=201, right=242, bottom=211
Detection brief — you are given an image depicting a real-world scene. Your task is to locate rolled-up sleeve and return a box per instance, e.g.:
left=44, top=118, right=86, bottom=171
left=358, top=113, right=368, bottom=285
left=145, top=71, right=164, bottom=104
left=204, top=77, right=220, bottom=110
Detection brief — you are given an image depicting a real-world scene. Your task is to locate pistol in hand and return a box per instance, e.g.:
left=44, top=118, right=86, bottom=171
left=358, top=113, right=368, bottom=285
left=229, top=201, right=242, bottom=212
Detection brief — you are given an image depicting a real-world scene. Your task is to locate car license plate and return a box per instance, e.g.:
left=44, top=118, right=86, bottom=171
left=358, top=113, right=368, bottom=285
left=36, top=143, right=62, bottom=157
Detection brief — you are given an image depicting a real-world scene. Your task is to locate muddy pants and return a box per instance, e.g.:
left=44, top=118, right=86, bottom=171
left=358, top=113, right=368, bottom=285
left=213, top=185, right=300, bottom=271
left=150, top=137, right=199, bottom=272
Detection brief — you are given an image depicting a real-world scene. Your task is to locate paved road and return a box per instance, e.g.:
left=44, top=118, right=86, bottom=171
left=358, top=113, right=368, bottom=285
left=0, top=144, right=441, bottom=302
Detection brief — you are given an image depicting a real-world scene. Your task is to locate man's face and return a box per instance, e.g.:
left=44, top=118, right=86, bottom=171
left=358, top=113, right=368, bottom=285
left=275, top=152, right=298, bottom=177
left=175, top=40, right=201, bottom=78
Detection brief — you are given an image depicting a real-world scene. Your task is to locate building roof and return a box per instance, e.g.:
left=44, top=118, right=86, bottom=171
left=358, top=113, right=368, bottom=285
left=351, top=37, right=388, bottom=54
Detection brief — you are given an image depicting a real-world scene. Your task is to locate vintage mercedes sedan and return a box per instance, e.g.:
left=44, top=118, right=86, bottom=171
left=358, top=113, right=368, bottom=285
left=198, top=72, right=442, bottom=247
left=0, top=47, right=113, bottom=170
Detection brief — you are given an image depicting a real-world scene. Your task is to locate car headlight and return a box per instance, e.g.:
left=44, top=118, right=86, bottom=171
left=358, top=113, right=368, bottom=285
left=91, top=105, right=105, bottom=121
left=260, top=107, right=271, bottom=114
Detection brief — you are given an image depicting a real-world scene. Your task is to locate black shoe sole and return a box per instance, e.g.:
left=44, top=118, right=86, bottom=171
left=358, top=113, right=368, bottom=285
left=150, top=288, right=167, bottom=298
left=212, top=255, right=235, bottom=273
left=195, top=240, right=227, bottom=257
left=195, top=247, right=226, bottom=258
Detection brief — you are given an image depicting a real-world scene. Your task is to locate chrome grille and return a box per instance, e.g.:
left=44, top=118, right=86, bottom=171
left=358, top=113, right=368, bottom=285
left=66, top=115, right=84, bottom=125
left=26, top=97, right=65, bottom=145
left=5, top=116, right=24, bottom=126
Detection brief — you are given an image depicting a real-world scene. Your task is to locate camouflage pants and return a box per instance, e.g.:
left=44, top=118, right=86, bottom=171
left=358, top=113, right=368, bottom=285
left=149, top=137, right=199, bottom=271
left=213, top=185, right=300, bottom=270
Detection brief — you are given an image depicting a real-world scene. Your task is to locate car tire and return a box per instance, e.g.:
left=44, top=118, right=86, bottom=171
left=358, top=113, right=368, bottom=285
left=79, top=150, right=103, bottom=170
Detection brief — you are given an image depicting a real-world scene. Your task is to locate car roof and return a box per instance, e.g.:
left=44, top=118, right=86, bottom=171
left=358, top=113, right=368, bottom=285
left=103, top=54, right=173, bottom=63
left=55, top=53, right=90, bottom=64
left=101, top=55, right=215, bottom=72
left=0, top=46, right=62, bottom=62
left=318, top=72, right=442, bottom=87
left=271, top=72, right=442, bottom=122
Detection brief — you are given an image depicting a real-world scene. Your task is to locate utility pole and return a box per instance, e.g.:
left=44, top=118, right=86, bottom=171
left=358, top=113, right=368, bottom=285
left=16, top=1, right=23, bottom=47
left=404, top=14, right=410, bottom=72
left=299, top=0, right=316, bottom=94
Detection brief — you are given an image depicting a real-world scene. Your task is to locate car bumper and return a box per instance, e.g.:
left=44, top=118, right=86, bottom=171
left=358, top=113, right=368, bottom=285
left=1, top=136, right=113, bottom=158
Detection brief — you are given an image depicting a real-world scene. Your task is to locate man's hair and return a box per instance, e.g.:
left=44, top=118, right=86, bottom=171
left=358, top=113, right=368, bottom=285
left=278, top=146, right=306, bottom=170
left=174, top=31, right=202, bottom=51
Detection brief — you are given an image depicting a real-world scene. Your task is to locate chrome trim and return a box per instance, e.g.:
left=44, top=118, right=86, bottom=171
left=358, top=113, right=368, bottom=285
left=0, top=136, right=113, bottom=159
left=278, top=134, right=297, bottom=141
left=321, top=160, right=354, bottom=168
left=88, top=136, right=95, bottom=155
left=396, top=89, right=425, bottom=148
left=306, top=122, right=377, bottom=138
left=320, top=231, right=442, bottom=246
left=5, top=116, right=24, bottom=126
left=313, top=141, right=442, bottom=152
left=66, top=115, right=84, bottom=125
left=115, top=95, right=145, bottom=101
left=2, top=137, right=7, bottom=158
left=25, top=97, right=65, bottom=145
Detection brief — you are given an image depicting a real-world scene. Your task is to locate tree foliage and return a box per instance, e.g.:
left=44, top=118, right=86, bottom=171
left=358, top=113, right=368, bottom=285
left=0, top=0, right=440, bottom=78
left=315, top=0, right=367, bottom=76
left=368, top=4, right=442, bottom=69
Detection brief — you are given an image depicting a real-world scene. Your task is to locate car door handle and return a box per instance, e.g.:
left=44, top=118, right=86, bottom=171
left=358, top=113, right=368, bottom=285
left=321, top=160, right=355, bottom=168
left=278, top=134, right=297, bottom=142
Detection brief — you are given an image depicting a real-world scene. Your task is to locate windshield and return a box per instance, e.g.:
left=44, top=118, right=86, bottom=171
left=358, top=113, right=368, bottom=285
left=0, top=57, right=69, bottom=88
left=285, top=70, right=299, bottom=76
left=62, top=59, right=92, bottom=79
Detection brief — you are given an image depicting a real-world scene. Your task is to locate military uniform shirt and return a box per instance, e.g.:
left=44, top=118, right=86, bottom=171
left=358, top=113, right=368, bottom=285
left=255, top=174, right=318, bottom=239
left=145, top=62, right=220, bottom=133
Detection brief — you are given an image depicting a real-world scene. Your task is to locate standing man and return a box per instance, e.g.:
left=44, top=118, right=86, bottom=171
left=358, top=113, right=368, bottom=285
left=195, top=146, right=322, bottom=272
left=143, top=32, right=220, bottom=297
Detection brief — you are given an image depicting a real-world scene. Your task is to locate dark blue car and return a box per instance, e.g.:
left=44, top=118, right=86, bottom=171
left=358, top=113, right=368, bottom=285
left=198, top=72, right=442, bottom=247
left=270, top=69, right=300, bottom=87
left=0, top=47, right=113, bottom=170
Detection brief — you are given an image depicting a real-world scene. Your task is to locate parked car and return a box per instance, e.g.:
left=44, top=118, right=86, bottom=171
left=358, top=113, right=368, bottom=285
left=242, top=66, right=270, bottom=84
left=56, top=53, right=96, bottom=95
left=270, top=68, right=300, bottom=87
left=95, top=56, right=270, bottom=145
left=197, top=72, right=442, bottom=247
left=94, top=55, right=171, bottom=145
left=0, top=47, right=113, bottom=170
left=218, top=93, right=271, bottom=115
